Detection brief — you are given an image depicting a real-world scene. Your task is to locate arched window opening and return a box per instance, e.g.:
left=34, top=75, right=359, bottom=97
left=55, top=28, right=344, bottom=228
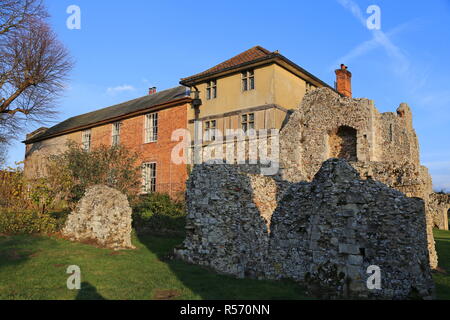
left=328, top=126, right=357, bottom=161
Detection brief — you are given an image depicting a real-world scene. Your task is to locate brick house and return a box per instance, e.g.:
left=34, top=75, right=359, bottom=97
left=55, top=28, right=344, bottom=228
left=23, top=46, right=347, bottom=196
left=23, top=86, right=191, bottom=198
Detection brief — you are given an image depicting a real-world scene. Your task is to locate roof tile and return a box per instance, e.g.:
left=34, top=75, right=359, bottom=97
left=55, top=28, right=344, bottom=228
left=181, top=46, right=273, bottom=82
left=25, top=86, right=189, bottom=143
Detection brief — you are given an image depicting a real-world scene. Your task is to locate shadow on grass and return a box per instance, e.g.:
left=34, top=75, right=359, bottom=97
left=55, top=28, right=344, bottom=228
left=433, top=229, right=450, bottom=299
left=75, top=282, right=106, bottom=300
left=0, top=235, right=47, bottom=270
left=136, top=233, right=307, bottom=300
left=134, top=166, right=308, bottom=300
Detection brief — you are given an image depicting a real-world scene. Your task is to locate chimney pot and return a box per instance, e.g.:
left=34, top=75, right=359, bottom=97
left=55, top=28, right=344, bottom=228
left=335, top=64, right=352, bottom=98
left=149, top=87, right=157, bottom=95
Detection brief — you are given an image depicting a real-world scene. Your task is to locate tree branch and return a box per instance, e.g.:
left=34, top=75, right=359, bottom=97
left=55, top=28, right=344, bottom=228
left=1, top=107, right=30, bottom=115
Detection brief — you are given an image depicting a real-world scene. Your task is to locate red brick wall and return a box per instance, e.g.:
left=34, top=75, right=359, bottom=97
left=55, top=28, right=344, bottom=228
left=89, top=103, right=189, bottom=198
left=335, top=64, right=352, bottom=98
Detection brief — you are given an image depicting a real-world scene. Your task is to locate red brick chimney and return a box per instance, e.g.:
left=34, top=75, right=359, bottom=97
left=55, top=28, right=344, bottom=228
left=335, top=64, right=352, bottom=98
left=148, top=87, right=157, bottom=95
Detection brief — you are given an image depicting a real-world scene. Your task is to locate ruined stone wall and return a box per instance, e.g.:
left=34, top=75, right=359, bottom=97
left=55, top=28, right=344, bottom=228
left=62, top=185, right=135, bottom=250
left=279, top=87, right=440, bottom=268
left=429, top=193, right=450, bottom=230
left=176, top=160, right=435, bottom=299
left=175, top=164, right=282, bottom=278
left=268, top=159, right=434, bottom=299
left=376, top=106, right=420, bottom=166
left=280, top=88, right=422, bottom=182
left=279, top=89, right=376, bottom=182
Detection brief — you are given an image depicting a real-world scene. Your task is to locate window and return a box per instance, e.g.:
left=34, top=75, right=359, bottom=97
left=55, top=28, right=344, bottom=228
left=242, top=70, right=255, bottom=91
left=112, top=122, right=121, bottom=146
left=206, top=80, right=217, bottom=100
left=204, top=120, right=217, bottom=141
left=241, top=113, right=255, bottom=132
left=81, top=129, right=91, bottom=151
left=145, top=112, right=158, bottom=143
left=142, top=162, right=157, bottom=193
left=389, top=124, right=394, bottom=142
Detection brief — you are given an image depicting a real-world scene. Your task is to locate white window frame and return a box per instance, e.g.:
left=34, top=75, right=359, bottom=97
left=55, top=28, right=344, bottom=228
left=242, top=70, right=255, bottom=91
left=81, top=129, right=91, bottom=151
left=112, top=122, right=121, bottom=146
left=145, top=112, right=158, bottom=143
left=204, top=120, right=217, bottom=142
left=241, top=113, right=255, bottom=132
left=142, top=162, right=157, bottom=193
left=206, top=80, right=217, bottom=100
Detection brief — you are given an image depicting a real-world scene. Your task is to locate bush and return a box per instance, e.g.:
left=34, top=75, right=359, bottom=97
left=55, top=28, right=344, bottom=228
left=29, top=178, right=57, bottom=214
left=132, top=193, right=187, bottom=235
left=0, top=210, right=59, bottom=235
left=0, top=164, right=27, bottom=209
left=46, top=142, right=141, bottom=207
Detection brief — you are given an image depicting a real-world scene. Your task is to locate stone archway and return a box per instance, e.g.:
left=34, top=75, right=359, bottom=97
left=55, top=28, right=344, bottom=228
left=328, top=126, right=357, bottom=161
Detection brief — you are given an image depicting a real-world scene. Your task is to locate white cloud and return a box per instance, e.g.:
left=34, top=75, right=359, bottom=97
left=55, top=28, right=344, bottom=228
left=330, top=24, right=408, bottom=71
left=334, top=0, right=448, bottom=108
left=337, top=0, right=366, bottom=25
left=335, top=0, right=410, bottom=76
left=336, top=0, right=450, bottom=192
left=106, top=84, right=136, bottom=95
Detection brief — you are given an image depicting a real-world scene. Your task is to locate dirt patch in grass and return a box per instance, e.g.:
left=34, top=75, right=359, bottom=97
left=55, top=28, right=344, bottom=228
left=109, top=251, right=125, bottom=256
left=153, top=289, right=181, bottom=300
left=53, top=264, right=66, bottom=268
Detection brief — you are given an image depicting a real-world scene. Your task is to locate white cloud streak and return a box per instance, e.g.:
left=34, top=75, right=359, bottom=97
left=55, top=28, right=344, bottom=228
left=335, top=0, right=410, bottom=76
left=337, top=0, right=450, bottom=191
left=106, top=84, right=136, bottom=95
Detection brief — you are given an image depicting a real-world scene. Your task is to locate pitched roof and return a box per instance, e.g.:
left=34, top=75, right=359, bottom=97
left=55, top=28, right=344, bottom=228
left=24, top=86, right=190, bottom=144
left=181, top=46, right=272, bottom=83
left=180, top=46, right=332, bottom=89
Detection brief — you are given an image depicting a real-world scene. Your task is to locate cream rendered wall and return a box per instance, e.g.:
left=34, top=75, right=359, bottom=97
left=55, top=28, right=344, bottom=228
left=273, top=64, right=307, bottom=110
left=187, top=63, right=311, bottom=150
left=188, top=64, right=277, bottom=121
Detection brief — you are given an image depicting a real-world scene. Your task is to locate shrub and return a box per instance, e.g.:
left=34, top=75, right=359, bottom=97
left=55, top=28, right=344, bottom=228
left=0, top=210, right=59, bottom=235
left=0, top=164, right=28, bottom=209
left=0, top=164, right=62, bottom=213
left=132, top=193, right=187, bottom=235
left=29, top=178, right=57, bottom=214
left=46, top=142, right=141, bottom=207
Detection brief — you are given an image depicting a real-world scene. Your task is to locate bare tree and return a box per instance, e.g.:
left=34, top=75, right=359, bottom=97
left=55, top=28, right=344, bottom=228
left=0, top=0, right=74, bottom=141
left=0, top=136, right=6, bottom=168
left=0, top=0, right=47, bottom=35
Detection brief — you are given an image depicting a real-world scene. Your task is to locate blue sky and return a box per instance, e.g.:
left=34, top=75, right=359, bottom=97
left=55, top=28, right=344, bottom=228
left=6, top=0, right=450, bottom=191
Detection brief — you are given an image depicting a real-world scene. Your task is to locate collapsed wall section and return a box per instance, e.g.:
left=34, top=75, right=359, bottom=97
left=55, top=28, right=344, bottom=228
left=279, top=87, right=441, bottom=268
left=176, top=159, right=435, bottom=299
left=175, top=164, right=285, bottom=279
left=268, top=159, right=434, bottom=299
left=429, top=193, right=450, bottom=230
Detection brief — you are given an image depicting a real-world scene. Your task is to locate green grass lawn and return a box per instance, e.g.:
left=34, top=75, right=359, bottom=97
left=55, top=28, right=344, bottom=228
left=432, top=229, right=450, bottom=299
left=0, top=232, right=307, bottom=300
left=1, top=229, right=450, bottom=300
